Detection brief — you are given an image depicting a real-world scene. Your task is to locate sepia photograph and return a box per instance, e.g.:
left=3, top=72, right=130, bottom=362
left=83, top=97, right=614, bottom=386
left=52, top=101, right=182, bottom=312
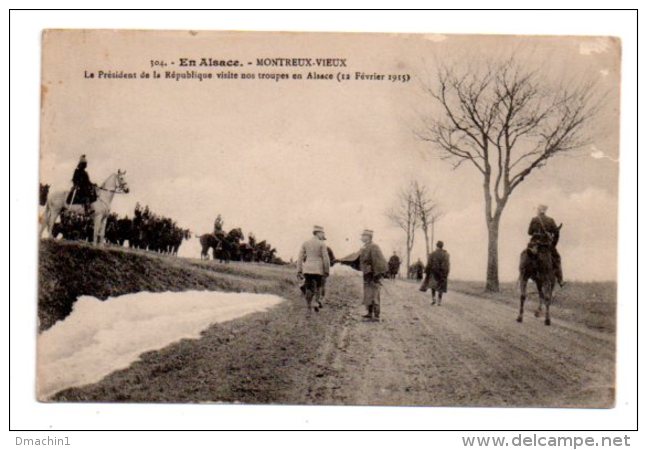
left=36, top=29, right=620, bottom=409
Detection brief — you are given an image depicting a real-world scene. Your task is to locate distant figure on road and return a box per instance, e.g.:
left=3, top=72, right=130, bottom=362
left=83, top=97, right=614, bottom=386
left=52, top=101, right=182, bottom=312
left=359, top=229, right=387, bottom=322
left=387, top=251, right=401, bottom=280
left=420, top=241, right=450, bottom=305
left=528, top=204, right=564, bottom=287
left=297, top=225, right=330, bottom=314
left=410, top=258, right=424, bottom=280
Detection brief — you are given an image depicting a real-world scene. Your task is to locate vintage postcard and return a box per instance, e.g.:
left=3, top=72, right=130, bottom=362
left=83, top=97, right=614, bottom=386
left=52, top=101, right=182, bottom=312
left=38, top=30, right=619, bottom=407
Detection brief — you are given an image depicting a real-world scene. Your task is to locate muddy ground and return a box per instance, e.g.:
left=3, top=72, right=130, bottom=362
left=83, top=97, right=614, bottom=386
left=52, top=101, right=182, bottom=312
left=42, top=241, right=615, bottom=407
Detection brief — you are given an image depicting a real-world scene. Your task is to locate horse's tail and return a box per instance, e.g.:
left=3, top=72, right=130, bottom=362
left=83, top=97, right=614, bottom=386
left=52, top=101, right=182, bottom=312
left=39, top=187, right=48, bottom=206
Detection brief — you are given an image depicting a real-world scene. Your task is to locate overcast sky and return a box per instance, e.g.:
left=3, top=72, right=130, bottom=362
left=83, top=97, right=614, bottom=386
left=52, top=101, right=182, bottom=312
left=40, top=31, right=620, bottom=281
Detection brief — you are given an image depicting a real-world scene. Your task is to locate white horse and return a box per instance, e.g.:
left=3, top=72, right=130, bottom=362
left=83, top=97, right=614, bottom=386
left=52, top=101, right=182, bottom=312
left=40, top=170, right=129, bottom=244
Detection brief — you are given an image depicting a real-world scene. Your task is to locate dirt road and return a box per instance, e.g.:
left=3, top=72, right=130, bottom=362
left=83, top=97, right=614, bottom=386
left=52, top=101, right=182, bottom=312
left=303, top=278, right=614, bottom=408
left=48, top=246, right=614, bottom=407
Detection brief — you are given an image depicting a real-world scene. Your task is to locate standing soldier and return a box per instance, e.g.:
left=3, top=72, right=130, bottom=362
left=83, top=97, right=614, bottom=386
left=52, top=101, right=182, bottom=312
left=422, top=241, right=451, bottom=305
left=359, top=229, right=387, bottom=322
left=297, top=225, right=330, bottom=313
left=528, top=204, right=564, bottom=287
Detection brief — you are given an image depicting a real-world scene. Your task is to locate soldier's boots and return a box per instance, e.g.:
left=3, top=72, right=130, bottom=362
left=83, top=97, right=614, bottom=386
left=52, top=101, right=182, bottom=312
left=362, top=305, right=373, bottom=320
left=372, top=304, right=381, bottom=322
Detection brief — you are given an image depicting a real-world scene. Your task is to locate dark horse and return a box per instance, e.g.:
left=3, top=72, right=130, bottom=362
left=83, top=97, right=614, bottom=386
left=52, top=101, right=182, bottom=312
left=200, top=228, right=244, bottom=263
left=215, top=228, right=244, bottom=263
left=517, top=225, right=562, bottom=326
left=199, top=233, right=219, bottom=260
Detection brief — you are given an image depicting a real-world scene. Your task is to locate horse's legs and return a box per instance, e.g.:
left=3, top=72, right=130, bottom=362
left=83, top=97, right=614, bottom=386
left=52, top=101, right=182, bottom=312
left=43, top=203, right=58, bottom=238
left=544, top=283, right=552, bottom=326
left=93, top=214, right=100, bottom=244
left=100, top=216, right=108, bottom=245
left=94, top=214, right=106, bottom=245
left=517, top=277, right=527, bottom=322
left=39, top=204, right=48, bottom=238
left=39, top=205, right=49, bottom=238
left=533, top=280, right=544, bottom=318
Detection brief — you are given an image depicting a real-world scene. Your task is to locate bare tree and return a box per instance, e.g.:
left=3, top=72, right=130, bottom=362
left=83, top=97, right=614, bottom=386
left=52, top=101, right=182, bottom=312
left=386, top=183, right=418, bottom=277
left=412, top=181, right=444, bottom=258
left=418, top=58, right=600, bottom=291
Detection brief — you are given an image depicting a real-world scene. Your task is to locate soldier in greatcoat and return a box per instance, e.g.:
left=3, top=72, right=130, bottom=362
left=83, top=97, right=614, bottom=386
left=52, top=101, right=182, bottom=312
left=423, top=241, right=451, bottom=305
left=359, top=229, right=387, bottom=322
left=297, top=225, right=330, bottom=313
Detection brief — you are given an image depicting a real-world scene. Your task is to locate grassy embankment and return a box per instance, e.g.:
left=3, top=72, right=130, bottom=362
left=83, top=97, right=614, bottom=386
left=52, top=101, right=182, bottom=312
left=39, top=239, right=360, bottom=403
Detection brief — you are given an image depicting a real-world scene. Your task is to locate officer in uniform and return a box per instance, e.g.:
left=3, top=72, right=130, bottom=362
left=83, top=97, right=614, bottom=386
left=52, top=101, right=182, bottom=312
left=297, top=225, right=331, bottom=313
left=69, top=155, right=95, bottom=214
left=528, top=204, right=565, bottom=287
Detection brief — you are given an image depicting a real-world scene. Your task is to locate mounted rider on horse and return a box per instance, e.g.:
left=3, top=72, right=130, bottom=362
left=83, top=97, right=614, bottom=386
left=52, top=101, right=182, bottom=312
left=66, top=155, right=97, bottom=214
left=527, top=204, right=564, bottom=288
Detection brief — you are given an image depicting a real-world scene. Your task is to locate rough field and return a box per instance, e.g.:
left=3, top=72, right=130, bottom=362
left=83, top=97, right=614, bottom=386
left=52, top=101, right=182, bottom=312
left=40, top=240, right=616, bottom=407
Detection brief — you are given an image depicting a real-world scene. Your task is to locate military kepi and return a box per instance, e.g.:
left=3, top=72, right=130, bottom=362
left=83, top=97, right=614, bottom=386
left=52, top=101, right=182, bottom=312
left=313, top=225, right=325, bottom=233
left=362, top=229, right=374, bottom=237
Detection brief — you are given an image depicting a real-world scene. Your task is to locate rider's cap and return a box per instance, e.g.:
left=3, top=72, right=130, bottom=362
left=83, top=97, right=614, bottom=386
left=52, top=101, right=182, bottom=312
left=313, top=225, right=324, bottom=233
left=537, top=204, right=548, bottom=213
left=362, top=229, right=374, bottom=237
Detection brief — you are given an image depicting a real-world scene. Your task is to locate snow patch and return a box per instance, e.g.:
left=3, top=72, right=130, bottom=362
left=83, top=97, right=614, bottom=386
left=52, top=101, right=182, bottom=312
left=330, top=263, right=362, bottom=277
left=37, top=290, right=284, bottom=399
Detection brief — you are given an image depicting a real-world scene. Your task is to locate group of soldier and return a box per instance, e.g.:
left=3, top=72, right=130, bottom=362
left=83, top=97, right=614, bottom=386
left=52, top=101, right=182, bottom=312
left=296, top=227, right=390, bottom=321
left=296, top=226, right=452, bottom=322
left=66, top=155, right=564, bottom=318
left=295, top=203, right=564, bottom=322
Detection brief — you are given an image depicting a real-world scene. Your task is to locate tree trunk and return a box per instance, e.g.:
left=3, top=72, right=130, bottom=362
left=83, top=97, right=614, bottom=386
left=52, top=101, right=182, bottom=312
left=422, top=225, right=430, bottom=258
left=485, top=217, right=500, bottom=292
left=406, top=234, right=411, bottom=279
left=431, top=220, right=435, bottom=252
